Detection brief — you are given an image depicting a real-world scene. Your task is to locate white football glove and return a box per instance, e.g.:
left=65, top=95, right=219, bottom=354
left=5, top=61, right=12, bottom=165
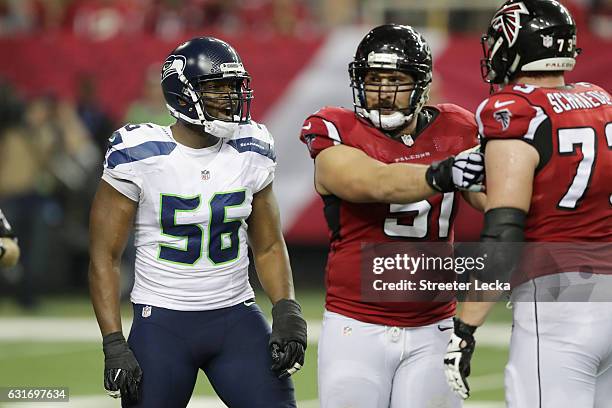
left=452, top=149, right=485, bottom=192
left=444, top=317, right=477, bottom=399
left=425, top=148, right=485, bottom=193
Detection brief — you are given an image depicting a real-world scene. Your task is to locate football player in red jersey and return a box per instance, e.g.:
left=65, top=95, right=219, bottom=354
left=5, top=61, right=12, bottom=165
left=299, top=24, right=486, bottom=408
left=444, top=1, right=612, bottom=406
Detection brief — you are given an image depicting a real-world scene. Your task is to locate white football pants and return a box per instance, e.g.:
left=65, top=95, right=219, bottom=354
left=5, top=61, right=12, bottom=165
left=507, top=275, right=612, bottom=408
left=318, top=310, right=462, bottom=408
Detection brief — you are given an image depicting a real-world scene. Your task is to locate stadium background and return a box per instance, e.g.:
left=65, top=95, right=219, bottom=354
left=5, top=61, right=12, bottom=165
left=0, top=0, right=610, bottom=406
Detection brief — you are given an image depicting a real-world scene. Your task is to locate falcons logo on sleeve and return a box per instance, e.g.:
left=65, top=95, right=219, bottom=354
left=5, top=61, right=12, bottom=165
left=493, top=109, right=512, bottom=131
left=491, top=2, right=530, bottom=47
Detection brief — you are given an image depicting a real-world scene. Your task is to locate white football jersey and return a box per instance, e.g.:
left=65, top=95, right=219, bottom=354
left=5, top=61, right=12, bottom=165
left=102, top=122, right=276, bottom=311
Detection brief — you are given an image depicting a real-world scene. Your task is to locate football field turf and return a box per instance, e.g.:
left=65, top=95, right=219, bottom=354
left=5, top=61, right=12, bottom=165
left=0, top=292, right=511, bottom=407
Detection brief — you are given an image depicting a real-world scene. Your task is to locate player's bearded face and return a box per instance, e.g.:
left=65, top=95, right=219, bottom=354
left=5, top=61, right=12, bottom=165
left=197, top=78, right=246, bottom=121
left=363, top=70, right=414, bottom=113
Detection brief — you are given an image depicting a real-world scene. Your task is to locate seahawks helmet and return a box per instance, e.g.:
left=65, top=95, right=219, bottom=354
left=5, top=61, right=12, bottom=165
left=349, top=24, right=432, bottom=131
left=481, top=0, right=580, bottom=85
left=161, top=37, right=253, bottom=138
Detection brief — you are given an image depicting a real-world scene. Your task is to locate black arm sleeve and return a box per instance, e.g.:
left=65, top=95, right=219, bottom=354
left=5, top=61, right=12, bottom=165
left=476, top=207, right=526, bottom=283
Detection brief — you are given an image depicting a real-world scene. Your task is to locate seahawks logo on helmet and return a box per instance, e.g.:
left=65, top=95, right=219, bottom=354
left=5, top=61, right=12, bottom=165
left=493, top=109, right=512, bottom=131
left=491, top=2, right=530, bottom=47
left=161, top=55, right=186, bottom=81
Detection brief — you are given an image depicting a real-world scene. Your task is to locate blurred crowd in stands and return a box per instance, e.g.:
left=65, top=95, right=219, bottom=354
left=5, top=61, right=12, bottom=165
left=0, top=0, right=611, bottom=38
left=0, top=79, right=95, bottom=307
left=0, top=0, right=316, bottom=38
left=0, top=63, right=171, bottom=307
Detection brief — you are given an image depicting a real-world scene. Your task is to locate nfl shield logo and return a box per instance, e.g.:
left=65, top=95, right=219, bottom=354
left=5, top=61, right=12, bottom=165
left=401, top=134, right=414, bottom=147
left=541, top=35, right=553, bottom=48
left=142, top=305, right=152, bottom=318
left=201, top=170, right=210, bottom=180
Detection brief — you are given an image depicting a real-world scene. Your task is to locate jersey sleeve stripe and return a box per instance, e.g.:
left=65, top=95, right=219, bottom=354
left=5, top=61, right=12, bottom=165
left=322, top=119, right=342, bottom=145
left=524, top=106, right=548, bottom=141
left=227, top=137, right=276, bottom=162
left=475, top=98, right=489, bottom=138
left=106, top=141, right=177, bottom=169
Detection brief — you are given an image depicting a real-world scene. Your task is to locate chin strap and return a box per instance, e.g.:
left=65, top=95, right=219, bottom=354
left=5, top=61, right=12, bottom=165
left=168, top=103, right=241, bottom=139
left=203, top=119, right=240, bottom=139
left=359, top=108, right=414, bottom=131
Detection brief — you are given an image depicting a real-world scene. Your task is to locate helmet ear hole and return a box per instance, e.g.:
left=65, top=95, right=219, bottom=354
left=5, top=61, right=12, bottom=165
left=177, top=97, right=188, bottom=107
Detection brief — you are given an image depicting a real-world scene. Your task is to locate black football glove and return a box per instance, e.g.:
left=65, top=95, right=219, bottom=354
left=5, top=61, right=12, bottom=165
left=102, top=332, right=142, bottom=403
left=0, top=209, right=15, bottom=239
left=269, top=299, right=307, bottom=379
left=444, top=317, right=477, bottom=399
left=426, top=149, right=484, bottom=193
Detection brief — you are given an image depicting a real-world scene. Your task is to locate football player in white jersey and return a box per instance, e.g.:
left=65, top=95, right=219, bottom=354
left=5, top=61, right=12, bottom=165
left=89, top=37, right=307, bottom=408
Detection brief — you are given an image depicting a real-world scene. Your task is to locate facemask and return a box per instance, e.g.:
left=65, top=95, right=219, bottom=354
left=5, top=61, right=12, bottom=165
left=361, top=108, right=414, bottom=130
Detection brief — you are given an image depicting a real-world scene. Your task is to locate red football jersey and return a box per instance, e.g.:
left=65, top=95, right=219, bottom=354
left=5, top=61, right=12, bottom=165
left=477, top=83, right=612, bottom=279
left=477, top=82, right=612, bottom=241
left=299, top=105, right=478, bottom=327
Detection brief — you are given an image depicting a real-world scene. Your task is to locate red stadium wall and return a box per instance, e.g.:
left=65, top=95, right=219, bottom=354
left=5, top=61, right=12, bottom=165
left=0, top=33, right=324, bottom=121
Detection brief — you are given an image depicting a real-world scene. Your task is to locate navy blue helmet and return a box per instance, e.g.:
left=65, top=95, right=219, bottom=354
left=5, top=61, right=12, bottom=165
left=481, top=0, right=579, bottom=85
left=161, top=37, right=253, bottom=136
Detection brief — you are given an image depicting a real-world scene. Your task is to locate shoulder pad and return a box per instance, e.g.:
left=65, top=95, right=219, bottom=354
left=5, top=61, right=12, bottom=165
left=310, top=106, right=356, bottom=127
left=427, top=103, right=478, bottom=150
left=433, top=103, right=477, bottom=129
left=104, top=123, right=176, bottom=170
left=574, top=82, right=611, bottom=97
left=435, top=103, right=474, bottom=119
left=226, top=121, right=276, bottom=162
left=299, top=108, right=350, bottom=159
left=476, top=94, right=548, bottom=142
left=234, top=121, right=274, bottom=145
